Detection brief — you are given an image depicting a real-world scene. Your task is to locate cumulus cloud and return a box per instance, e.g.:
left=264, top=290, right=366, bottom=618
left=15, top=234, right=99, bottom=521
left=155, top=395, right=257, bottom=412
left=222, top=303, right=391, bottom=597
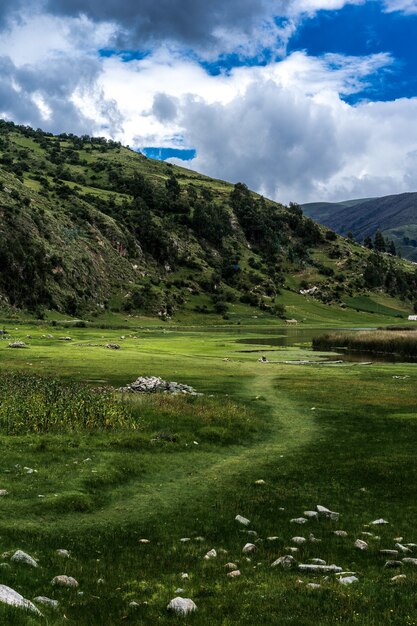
left=382, top=0, right=417, bottom=13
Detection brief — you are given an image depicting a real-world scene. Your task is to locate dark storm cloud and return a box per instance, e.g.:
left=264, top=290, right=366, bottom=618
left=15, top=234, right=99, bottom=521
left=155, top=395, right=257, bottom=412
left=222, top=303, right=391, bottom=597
left=41, top=0, right=284, bottom=50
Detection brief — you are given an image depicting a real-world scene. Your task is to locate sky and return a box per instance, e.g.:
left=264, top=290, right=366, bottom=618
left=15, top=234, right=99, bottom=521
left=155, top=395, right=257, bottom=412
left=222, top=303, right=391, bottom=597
left=0, top=1, right=417, bottom=203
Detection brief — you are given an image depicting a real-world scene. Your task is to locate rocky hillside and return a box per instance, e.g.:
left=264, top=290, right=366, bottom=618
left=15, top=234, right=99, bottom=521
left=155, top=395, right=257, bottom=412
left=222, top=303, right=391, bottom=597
left=0, top=120, right=416, bottom=320
left=303, top=193, right=417, bottom=262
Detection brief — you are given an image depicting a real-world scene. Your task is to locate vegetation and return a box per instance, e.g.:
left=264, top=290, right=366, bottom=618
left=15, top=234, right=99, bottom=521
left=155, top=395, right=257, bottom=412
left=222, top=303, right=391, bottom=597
left=0, top=120, right=416, bottom=322
left=313, top=329, right=417, bottom=358
left=0, top=324, right=417, bottom=624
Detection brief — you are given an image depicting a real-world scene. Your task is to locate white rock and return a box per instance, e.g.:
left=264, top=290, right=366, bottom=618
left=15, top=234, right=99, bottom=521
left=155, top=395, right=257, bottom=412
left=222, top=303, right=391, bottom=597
left=180, top=538, right=191, bottom=543
left=225, top=562, right=238, bottom=570
left=181, top=573, right=189, bottom=580
left=310, top=558, right=326, bottom=565
left=271, top=555, right=296, bottom=568
left=227, top=570, right=241, bottom=578
left=56, top=549, right=70, bottom=558
left=51, top=575, right=79, bottom=588
left=290, top=517, right=308, bottom=524
left=175, top=588, right=184, bottom=594
left=371, top=518, right=389, bottom=525
left=0, top=490, right=8, bottom=496
left=285, top=547, right=299, bottom=553
left=380, top=550, right=399, bottom=557
left=292, top=537, right=306, bottom=545
left=11, top=550, right=38, bottom=568
left=0, top=585, right=42, bottom=616
left=309, top=533, right=321, bottom=543
left=255, top=480, right=266, bottom=485
left=304, top=511, right=319, bottom=519
left=395, top=543, right=411, bottom=553
left=391, top=575, right=407, bottom=582
left=402, top=558, right=417, bottom=565
left=267, top=536, right=279, bottom=541
left=139, top=539, right=150, bottom=544
left=316, top=505, right=339, bottom=521
left=204, top=549, right=217, bottom=560
left=235, top=515, right=250, bottom=526
left=339, top=576, right=359, bottom=585
left=405, top=543, right=417, bottom=548
left=34, top=596, right=59, bottom=608
left=299, top=564, right=342, bottom=573
left=334, top=530, right=348, bottom=537
left=242, top=543, right=256, bottom=554
left=306, top=583, right=321, bottom=589
left=167, top=597, right=197, bottom=615
left=354, top=539, right=368, bottom=550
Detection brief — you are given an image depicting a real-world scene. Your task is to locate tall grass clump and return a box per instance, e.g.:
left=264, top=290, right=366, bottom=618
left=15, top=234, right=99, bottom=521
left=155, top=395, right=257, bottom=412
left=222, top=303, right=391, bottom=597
left=0, top=373, right=135, bottom=433
left=313, top=330, right=417, bottom=358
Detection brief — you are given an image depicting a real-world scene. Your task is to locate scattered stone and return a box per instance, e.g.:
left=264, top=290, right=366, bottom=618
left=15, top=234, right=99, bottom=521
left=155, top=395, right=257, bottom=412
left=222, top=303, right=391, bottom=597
left=235, top=515, right=250, bottom=526
left=316, top=505, right=339, bottom=521
left=242, top=543, right=256, bottom=554
left=334, top=530, right=348, bottom=537
left=304, top=511, right=319, bottom=520
left=292, top=537, right=306, bottom=545
left=51, top=575, right=79, bottom=588
left=402, top=558, right=417, bottom=566
left=225, top=562, right=238, bottom=570
left=11, top=550, right=38, bottom=568
left=0, top=490, right=8, bottom=496
left=167, top=597, right=197, bottom=616
left=181, top=573, right=189, bottom=580
left=227, top=570, right=241, bottom=578
left=395, top=543, right=411, bottom=553
left=371, top=518, right=389, bottom=525
left=0, top=585, right=42, bottom=616
left=309, top=533, right=321, bottom=543
left=139, top=539, right=150, bottom=544
left=120, top=376, right=199, bottom=396
left=271, top=555, right=296, bottom=568
left=106, top=343, right=120, bottom=350
left=247, top=530, right=258, bottom=537
left=204, top=549, right=217, bottom=560
left=255, top=480, right=266, bottom=485
left=58, top=337, right=72, bottom=341
left=310, top=558, right=326, bottom=565
left=180, top=538, right=191, bottom=543
left=391, top=575, right=407, bottom=582
left=354, top=539, right=369, bottom=550
left=394, top=537, right=403, bottom=542
left=384, top=561, right=403, bottom=569
left=56, top=549, right=70, bottom=558
left=290, top=517, right=308, bottom=524
left=338, top=576, right=359, bottom=585
left=175, top=588, right=184, bottom=594
left=299, top=564, right=342, bottom=573
left=306, top=583, right=321, bottom=589
left=380, top=550, right=399, bottom=557
left=285, top=547, right=299, bottom=553
left=361, top=532, right=375, bottom=537
left=34, top=596, right=59, bottom=609
left=8, top=342, right=27, bottom=349
left=405, top=543, right=417, bottom=547
left=24, top=467, right=35, bottom=474
left=267, top=536, right=279, bottom=541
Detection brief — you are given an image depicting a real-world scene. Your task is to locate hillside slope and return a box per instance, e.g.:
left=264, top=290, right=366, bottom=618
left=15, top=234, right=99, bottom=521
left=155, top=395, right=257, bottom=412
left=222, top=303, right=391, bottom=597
left=0, top=120, right=416, bottom=321
left=303, top=193, right=417, bottom=261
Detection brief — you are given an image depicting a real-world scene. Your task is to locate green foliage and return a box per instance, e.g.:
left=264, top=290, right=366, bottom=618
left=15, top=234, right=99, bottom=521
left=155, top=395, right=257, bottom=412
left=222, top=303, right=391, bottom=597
left=0, top=373, right=135, bottom=433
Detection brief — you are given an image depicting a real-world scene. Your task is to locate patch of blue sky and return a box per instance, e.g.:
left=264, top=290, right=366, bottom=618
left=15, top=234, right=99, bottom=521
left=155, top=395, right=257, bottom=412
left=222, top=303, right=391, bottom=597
left=200, top=49, right=275, bottom=76
left=287, top=3, right=417, bottom=103
left=141, top=147, right=196, bottom=161
left=98, top=48, right=151, bottom=62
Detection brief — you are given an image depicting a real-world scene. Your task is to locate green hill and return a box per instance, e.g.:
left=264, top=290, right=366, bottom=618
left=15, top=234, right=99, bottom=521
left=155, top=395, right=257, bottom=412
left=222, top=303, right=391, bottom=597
left=303, top=193, right=417, bottom=261
left=0, top=119, right=416, bottom=322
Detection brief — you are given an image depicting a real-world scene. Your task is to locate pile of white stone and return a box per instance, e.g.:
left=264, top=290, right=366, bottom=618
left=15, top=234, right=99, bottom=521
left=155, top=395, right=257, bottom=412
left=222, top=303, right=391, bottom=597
left=119, top=376, right=200, bottom=395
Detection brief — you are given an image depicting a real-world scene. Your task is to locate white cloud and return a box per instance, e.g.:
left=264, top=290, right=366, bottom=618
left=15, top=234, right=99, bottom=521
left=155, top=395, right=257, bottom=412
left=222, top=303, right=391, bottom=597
left=382, top=0, right=417, bottom=14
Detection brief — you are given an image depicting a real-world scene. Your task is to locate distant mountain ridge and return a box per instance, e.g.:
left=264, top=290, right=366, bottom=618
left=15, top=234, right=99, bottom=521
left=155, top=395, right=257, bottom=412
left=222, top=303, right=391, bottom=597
left=303, top=192, right=417, bottom=261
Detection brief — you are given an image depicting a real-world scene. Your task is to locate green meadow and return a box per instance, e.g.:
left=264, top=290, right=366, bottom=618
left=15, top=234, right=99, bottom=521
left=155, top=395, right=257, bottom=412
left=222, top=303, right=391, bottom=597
left=0, top=319, right=417, bottom=624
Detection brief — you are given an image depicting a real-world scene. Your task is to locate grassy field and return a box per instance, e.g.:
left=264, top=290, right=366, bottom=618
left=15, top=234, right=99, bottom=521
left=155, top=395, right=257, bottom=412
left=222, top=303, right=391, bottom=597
left=1, top=321, right=417, bottom=624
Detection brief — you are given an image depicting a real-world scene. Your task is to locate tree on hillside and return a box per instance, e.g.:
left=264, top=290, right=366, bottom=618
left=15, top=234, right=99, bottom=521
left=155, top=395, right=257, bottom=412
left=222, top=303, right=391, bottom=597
left=374, top=230, right=386, bottom=252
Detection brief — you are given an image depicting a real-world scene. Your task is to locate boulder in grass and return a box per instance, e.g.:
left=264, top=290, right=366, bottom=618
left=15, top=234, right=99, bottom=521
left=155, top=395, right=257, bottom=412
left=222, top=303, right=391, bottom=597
left=106, top=343, right=120, bottom=350
left=8, top=342, right=27, bottom=349
left=34, top=596, right=59, bottom=609
left=299, top=564, right=342, bottom=573
left=290, top=517, right=308, bottom=525
left=56, top=549, right=70, bottom=558
left=235, top=515, right=250, bottom=526
left=271, top=555, right=296, bottom=568
left=167, top=597, right=197, bottom=615
left=242, top=543, right=256, bottom=554
left=51, top=575, right=79, bottom=588
left=334, top=530, right=348, bottom=537
left=0, top=585, right=42, bottom=616
left=338, top=576, right=359, bottom=585
left=371, top=518, right=389, bottom=525
left=402, top=558, right=417, bottom=566
left=354, top=539, right=368, bottom=550
left=227, top=570, right=241, bottom=578
left=316, top=505, right=339, bottom=521
left=11, top=550, right=38, bottom=568
left=204, top=549, right=217, bottom=560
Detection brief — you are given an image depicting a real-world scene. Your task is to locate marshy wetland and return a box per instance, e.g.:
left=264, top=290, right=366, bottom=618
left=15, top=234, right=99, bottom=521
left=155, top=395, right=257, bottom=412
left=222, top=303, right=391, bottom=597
left=0, top=319, right=417, bottom=625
